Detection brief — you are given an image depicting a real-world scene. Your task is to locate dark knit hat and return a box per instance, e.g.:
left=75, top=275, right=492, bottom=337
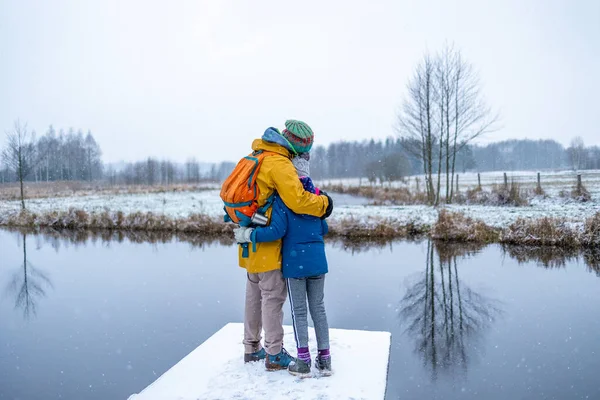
left=281, top=119, right=314, bottom=154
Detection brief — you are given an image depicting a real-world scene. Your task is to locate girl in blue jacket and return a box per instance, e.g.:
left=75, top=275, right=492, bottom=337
left=234, top=153, right=332, bottom=377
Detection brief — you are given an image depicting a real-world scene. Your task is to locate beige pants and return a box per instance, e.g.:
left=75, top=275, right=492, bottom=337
left=243, top=270, right=287, bottom=356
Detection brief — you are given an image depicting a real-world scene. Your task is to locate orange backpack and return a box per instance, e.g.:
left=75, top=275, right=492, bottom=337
left=220, top=150, right=276, bottom=226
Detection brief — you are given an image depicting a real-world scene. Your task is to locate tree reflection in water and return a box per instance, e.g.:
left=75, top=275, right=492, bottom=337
left=5, top=233, right=53, bottom=319
left=502, top=244, right=600, bottom=276
left=399, top=240, right=502, bottom=380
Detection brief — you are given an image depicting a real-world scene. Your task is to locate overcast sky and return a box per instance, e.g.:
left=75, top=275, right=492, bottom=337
left=1, top=0, right=598, bottom=163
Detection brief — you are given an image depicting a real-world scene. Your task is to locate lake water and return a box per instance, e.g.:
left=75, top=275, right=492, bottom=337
left=1, top=229, right=599, bottom=400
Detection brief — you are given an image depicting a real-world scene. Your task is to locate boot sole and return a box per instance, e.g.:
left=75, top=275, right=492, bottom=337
left=265, top=364, right=289, bottom=371
left=244, top=355, right=266, bottom=363
left=288, top=369, right=312, bottom=378
left=244, top=358, right=265, bottom=363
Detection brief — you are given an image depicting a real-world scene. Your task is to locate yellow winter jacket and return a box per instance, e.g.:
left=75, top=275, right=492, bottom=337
left=238, top=139, right=329, bottom=273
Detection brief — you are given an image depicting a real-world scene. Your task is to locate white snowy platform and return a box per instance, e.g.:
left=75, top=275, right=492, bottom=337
left=129, top=323, right=391, bottom=400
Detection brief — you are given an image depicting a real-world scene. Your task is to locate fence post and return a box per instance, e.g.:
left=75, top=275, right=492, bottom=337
left=477, top=173, right=481, bottom=189
left=456, top=174, right=459, bottom=193
left=577, top=174, right=582, bottom=192
left=537, top=172, right=541, bottom=191
left=503, top=172, right=508, bottom=188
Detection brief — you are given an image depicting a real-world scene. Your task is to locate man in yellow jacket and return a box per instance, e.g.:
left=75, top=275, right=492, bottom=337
left=235, top=120, right=333, bottom=370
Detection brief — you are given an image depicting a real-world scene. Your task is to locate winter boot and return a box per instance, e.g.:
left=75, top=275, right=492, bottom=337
left=265, top=348, right=295, bottom=371
left=244, top=348, right=266, bottom=363
left=288, top=358, right=311, bottom=378
left=315, top=355, right=332, bottom=376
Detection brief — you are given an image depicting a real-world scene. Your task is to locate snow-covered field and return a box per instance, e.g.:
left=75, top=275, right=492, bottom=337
left=320, top=169, right=600, bottom=199
left=0, top=186, right=598, bottom=231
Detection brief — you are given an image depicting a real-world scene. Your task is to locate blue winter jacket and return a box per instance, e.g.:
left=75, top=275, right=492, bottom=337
left=251, top=194, right=329, bottom=279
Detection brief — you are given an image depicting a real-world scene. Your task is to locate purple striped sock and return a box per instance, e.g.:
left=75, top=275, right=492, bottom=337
left=318, top=349, right=330, bottom=359
left=297, top=347, right=311, bottom=362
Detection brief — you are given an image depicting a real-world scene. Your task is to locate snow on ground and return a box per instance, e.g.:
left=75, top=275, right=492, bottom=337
left=0, top=191, right=370, bottom=221
left=320, top=169, right=600, bottom=199
left=129, top=323, right=391, bottom=400
left=332, top=199, right=598, bottom=230
left=0, top=190, right=226, bottom=220
left=0, top=187, right=598, bottom=230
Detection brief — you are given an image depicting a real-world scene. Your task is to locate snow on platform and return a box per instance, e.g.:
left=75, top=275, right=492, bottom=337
left=129, top=323, right=391, bottom=400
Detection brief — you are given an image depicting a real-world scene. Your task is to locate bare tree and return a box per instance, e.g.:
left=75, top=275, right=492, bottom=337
left=2, top=120, right=38, bottom=209
left=398, top=53, right=437, bottom=204
left=397, top=45, right=498, bottom=205
left=84, top=130, right=102, bottom=182
left=567, top=136, right=585, bottom=171
left=448, top=50, right=498, bottom=202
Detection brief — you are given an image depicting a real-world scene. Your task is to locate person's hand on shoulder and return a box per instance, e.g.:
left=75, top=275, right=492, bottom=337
left=319, top=191, right=333, bottom=220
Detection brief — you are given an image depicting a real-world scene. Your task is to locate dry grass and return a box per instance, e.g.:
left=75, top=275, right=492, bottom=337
left=533, top=184, right=546, bottom=197
left=490, top=181, right=529, bottom=206
left=323, top=181, right=531, bottom=206
left=3, top=207, right=600, bottom=250
left=0, top=181, right=218, bottom=201
left=581, top=212, right=600, bottom=247
left=327, top=215, right=428, bottom=239
left=571, top=182, right=592, bottom=202
left=1, top=208, right=231, bottom=236
left=455, top=181, right=529, bottom=206
left=321, top=184, right=429, bottom=205
left=502, top=217, right=579, bottom=247
left=431, top=209, right=500, bottom=242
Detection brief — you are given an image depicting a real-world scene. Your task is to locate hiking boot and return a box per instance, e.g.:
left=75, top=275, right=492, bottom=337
left=244, top=348, right=266, bottom=363
left=288, top=358, right=311, bottom=378
left=265, top=348, right=294, bottom=371
left=315, top=355, right=332, bottom=376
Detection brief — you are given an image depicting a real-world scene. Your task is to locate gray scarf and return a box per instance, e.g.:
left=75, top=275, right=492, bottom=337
left=292, top=155, right=310, bottom=177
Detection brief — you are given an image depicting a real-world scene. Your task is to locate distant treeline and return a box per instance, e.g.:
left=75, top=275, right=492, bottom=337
left=1, top=123, right=599, bottom=185
left=0, top=125, right=103, bottom=184
left=472, top=139, right=600, bottom=172
left=311, top=137, right=600, bottom=181
left=0, top=124, right=235, bottom=185
left=103, top=159, right=236, bottom=186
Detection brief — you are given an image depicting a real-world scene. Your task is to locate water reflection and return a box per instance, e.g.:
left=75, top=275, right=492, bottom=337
left=3, top=227, right=418, bottom=255
left=5, top=233, right=53, bottom=319
left=399, top=240, right=502, bottom=380
left=502, top=245, right=600, bottom=276
left=3, top=227, right=235, bottom=251
left=6, top=227, right=600, bottom=273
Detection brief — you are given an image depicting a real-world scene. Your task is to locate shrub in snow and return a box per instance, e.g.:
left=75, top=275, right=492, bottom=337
left=582, top=212, right=600, bottom=247
left=503, top=217, right=579, bottom=247
left=489, top=182, right=529, bottom=206
left=432, top=210, right=499, bottom=242
left=571, top=183, right=592, bottom=203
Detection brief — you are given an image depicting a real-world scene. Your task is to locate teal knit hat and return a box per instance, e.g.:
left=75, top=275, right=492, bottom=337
left=281, top=119, right=314, bottom=154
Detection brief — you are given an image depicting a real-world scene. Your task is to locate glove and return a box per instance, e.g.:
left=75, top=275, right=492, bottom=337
left=234, top=226, right=254, bottom=243
left=320, top=191, right=333, bottom=220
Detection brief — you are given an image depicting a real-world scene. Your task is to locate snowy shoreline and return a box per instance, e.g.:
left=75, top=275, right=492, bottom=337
left=0, top=189, right=599, bottom=248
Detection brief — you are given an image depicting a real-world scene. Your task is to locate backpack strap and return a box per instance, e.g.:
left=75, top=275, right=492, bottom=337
left=241, top=243, right=250, bottom=258
left=251, top=193, right=277, bottom=254
left=257, top=193, right=275, bottom=215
